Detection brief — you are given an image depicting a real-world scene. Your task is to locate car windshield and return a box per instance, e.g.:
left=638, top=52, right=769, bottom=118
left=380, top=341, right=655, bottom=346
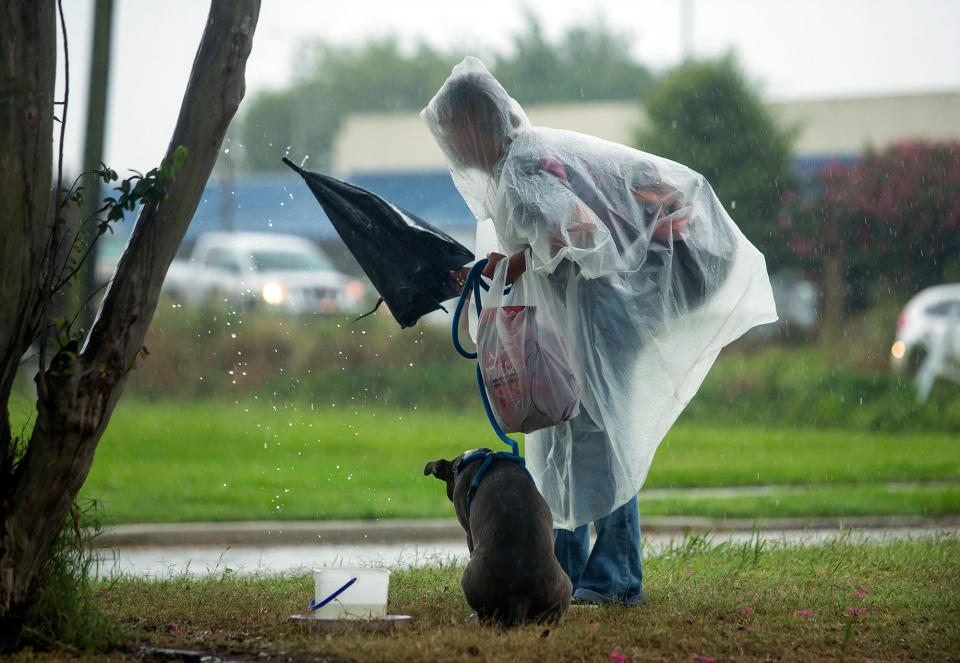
left=250, top=249, right=332, bottom=272
left=926, top=299, right=960, bottom=316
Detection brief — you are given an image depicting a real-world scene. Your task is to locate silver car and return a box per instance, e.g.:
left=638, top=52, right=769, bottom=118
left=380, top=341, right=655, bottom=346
left=891, top=284, right=960, bottom=397
left=164, top=232, right=367, bottom=314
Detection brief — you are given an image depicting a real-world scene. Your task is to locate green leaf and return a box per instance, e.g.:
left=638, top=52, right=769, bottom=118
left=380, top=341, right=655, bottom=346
left=172, top=145, right=188, bottom=170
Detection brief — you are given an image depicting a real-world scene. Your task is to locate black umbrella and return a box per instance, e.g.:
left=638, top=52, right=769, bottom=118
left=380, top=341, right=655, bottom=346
left=283, top=158, right=474, bottom=328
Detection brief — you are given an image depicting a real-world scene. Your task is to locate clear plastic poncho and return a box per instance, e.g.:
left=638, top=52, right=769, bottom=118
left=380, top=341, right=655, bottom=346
left=422, top=57, right=778, bottom=530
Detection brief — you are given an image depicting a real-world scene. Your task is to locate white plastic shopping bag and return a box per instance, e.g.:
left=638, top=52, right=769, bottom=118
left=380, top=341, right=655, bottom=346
left=476, top=251, right=580, bottom=433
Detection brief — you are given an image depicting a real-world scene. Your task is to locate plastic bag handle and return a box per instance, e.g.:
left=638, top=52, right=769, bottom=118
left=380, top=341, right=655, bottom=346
left=308, top=577, right=357, bottom=611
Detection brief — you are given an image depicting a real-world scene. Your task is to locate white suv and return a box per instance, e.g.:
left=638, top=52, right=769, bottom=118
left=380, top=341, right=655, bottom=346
left=164, top=232, right=366, bottom=314
left=891, top=284, right=960, bottom=386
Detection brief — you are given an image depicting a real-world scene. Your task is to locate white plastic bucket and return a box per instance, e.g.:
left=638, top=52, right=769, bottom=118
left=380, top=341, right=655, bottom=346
left=311, top=567, right=391, bottom=619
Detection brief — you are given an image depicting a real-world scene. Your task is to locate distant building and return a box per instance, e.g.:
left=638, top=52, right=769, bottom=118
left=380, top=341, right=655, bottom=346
left=185, top=90, right=960, bottom=268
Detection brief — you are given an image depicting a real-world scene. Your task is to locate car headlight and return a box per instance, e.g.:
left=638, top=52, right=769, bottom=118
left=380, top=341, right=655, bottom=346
left=345, top=280, right=365, bottom=300
left=891, top=340, right=906, bottom=360
left=262, top=281, right=286, bottom=305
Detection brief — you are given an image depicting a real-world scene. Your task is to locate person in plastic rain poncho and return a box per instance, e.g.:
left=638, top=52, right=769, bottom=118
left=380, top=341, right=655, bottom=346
left=423, top=57, right=778, bottom=606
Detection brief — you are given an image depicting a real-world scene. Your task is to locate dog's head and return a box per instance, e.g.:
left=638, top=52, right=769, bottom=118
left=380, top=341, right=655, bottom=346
left=423, top=448, right=490, bottom=502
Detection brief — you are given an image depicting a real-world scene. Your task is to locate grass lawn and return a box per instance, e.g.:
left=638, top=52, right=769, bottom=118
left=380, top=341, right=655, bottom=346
left=9, top=535, right=959, bottom=662
left=54, top=399, right=960, bottom=524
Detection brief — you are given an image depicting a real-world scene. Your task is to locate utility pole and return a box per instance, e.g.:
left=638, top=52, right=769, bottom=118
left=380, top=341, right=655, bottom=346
left=79, top=0, right=115, bottom=331
left=680, top=0, right=694, bottom=62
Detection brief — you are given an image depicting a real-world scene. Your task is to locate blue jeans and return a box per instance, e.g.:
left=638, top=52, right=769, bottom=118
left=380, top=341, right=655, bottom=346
left=553, top=495, right=645, bottom=605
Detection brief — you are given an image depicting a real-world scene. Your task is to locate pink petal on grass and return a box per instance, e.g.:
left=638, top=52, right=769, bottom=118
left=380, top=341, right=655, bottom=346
left=796, top=609, right=812, bottom=616
left=738, top=607, right=755, bottom=615
left=610, top=652, right=627, bottom=662
left=693, top=654, right=716, bottom=662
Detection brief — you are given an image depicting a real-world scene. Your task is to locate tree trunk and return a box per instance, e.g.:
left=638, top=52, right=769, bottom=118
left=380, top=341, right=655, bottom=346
left=819, top=217, right=846, bottom=341
left=0, top=0, right=259, bottom=627
left=0, top=1, right=57, bottom=489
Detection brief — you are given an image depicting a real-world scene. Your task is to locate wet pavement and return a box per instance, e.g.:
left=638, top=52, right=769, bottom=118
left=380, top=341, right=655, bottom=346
left=93, top=517, right=960, bottom=579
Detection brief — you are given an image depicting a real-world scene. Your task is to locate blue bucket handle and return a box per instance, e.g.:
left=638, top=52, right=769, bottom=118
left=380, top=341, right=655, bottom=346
left=308, top=576, right=357, bottom=611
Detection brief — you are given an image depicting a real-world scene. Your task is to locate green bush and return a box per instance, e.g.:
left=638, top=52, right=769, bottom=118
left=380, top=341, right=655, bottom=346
left=683, top=345, right=960, bottom=432
left=125, top=298, right=478, bottom=408
left=119, top=298, right=960, bottom=432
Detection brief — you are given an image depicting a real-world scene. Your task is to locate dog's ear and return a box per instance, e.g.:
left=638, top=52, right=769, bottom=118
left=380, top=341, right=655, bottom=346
left=424, top=459, right=452, bottom=480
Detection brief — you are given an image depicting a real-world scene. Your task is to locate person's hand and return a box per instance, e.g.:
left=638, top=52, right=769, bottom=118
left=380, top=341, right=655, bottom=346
left=449, top=266, right=472, bottom=294
left=481, top=252, right=507, bottom=279
left=483, top=251, right=527, bottom=284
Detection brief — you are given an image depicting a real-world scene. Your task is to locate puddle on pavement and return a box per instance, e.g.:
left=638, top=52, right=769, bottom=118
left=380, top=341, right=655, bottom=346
left=93, top=527, right=957, bottom=578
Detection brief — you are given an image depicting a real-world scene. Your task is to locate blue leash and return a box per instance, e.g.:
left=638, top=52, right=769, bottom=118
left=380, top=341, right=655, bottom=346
left=451, top=259, right=519, bottom=454
left=451, top=259, right=534, bottom=517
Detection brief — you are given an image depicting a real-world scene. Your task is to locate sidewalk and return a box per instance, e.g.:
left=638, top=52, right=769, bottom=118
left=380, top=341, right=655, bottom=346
left=94, top=514, right=960, bottom=548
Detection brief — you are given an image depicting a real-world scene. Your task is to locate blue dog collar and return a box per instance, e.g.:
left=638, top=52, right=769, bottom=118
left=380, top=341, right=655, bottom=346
left=455, top=450, right=536, bottom=519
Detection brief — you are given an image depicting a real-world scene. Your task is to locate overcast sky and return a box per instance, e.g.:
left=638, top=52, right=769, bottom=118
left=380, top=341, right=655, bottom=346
left=56, top=0, right=960, bottom=174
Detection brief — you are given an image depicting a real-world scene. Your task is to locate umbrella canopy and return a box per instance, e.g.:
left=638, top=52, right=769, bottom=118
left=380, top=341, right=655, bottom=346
left=284, top=158, right=474, bottom=328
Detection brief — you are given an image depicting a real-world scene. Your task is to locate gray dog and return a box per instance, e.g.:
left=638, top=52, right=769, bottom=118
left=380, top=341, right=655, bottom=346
left=424, top=448, right=572, bottom=627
